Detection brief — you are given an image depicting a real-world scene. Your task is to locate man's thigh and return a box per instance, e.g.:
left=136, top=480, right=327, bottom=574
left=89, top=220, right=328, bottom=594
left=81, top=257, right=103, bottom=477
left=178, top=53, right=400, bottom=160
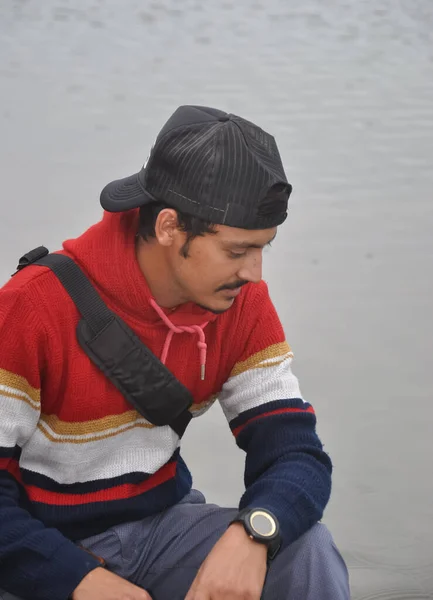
left=82, top=490, right=349, bottom=600
left=82, top=489, right=237, bottom=599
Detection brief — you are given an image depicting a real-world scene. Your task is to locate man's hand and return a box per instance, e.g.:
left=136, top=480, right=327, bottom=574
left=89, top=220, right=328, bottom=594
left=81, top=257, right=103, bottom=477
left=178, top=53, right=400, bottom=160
left=72, top=567, right=152, bottom=600
left=185, top=522, right=268, bottom=599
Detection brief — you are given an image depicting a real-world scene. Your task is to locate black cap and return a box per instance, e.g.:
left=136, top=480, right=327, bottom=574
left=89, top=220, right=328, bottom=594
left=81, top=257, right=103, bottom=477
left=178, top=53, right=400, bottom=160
left=100, top=105, right=292, bottom=230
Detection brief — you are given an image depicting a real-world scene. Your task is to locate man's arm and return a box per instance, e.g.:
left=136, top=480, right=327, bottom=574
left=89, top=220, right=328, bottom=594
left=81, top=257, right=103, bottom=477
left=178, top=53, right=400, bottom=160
left=218, top=281, right=332, bottom=548
left=0, top=286, right=101, bottom=600
left=186, top=282, right=332, bottom=599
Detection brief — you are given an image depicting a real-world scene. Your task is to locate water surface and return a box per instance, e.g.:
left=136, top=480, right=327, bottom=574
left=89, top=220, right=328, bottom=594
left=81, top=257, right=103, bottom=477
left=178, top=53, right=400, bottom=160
left=1, top=1, right=433, bottom=597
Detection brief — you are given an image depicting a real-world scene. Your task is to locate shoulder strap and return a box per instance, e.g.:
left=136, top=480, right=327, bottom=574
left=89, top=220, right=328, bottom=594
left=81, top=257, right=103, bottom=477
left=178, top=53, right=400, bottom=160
left=14, top=248, right=193, bottom=438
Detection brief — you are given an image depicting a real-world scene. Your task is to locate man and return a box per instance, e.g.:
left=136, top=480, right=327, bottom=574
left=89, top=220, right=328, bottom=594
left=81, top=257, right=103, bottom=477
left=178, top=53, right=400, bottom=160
left=0, top=105, right=350, bottom=599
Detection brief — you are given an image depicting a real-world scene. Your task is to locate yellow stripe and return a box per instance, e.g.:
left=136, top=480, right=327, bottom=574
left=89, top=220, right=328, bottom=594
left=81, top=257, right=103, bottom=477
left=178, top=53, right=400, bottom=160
left=37, top=420, right=154, bottom=444
left=190, top=394, right=218, bottom=412
left=251, top=356, right=290, bottom=372
left=0, top=368, right=40, bottom=406
left=39, top=410, right=153, bottom=436
left=230, top=342, right=293, bottom=377
left=38, top=398, right=219, bottom=443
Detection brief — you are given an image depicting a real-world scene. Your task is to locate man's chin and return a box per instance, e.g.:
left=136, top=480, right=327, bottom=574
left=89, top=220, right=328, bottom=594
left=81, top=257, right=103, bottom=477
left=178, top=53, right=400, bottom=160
left=196, top=297, right=235, bottom=315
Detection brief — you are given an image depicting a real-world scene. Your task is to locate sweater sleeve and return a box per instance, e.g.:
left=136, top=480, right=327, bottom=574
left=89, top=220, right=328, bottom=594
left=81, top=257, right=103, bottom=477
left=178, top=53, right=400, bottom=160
left=0, top=285, right=100, bottom=600
left=218, top=281, right=332, bottom=547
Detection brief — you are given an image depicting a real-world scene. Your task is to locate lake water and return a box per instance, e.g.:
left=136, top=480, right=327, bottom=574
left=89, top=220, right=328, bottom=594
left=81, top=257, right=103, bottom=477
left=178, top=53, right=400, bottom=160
left=1, top=1, right=433, bottom=598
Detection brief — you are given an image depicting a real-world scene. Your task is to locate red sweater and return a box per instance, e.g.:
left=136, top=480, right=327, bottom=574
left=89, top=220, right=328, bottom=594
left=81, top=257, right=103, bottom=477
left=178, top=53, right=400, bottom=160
left=0, top=209, right=331, bottom=600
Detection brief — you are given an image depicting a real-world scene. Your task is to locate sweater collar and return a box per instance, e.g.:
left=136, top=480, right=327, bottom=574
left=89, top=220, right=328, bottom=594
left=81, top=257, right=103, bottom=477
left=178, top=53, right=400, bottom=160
left=62, top=209, right=219, bottom=327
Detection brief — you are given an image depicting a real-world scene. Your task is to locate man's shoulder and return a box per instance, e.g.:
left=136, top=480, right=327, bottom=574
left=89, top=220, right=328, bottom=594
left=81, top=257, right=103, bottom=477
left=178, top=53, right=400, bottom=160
left=0, top=256, right=70, bottom=325
left=215, top=280, right=273, bottom=335
left=242, top=279, right=270, bottom=302
left=1, top=252, right=66, bottom=297
left=232, top=280, right=272, bottom=316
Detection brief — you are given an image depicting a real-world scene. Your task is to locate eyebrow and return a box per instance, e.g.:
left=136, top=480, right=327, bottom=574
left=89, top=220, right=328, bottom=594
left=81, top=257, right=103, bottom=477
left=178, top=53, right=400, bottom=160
left=222, top=233, right=277, bottom=250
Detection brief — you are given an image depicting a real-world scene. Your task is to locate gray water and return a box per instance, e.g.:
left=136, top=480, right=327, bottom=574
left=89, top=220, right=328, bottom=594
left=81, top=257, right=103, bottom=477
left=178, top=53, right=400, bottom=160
left=1, top=1, right=433, bottom=598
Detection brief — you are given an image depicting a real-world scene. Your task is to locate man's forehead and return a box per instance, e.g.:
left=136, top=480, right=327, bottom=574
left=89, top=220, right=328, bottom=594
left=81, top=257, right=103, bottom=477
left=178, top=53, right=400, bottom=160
left=215, top=225, right=277, bottom=248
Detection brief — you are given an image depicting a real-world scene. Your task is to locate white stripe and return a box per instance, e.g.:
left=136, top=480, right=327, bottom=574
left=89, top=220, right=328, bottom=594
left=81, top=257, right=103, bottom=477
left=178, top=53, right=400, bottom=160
left=0, top=392, right=40, bottom=448
left=259, top=351, right=294, bottom=367
left=218, top=356, right=304, bottom=423
left=0, top=384, right=40, bottom=409
left=20, top=424, right=179, bottom=484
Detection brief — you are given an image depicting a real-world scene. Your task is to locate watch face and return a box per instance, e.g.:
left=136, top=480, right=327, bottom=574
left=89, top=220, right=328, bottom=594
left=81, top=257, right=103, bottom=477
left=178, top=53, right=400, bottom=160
left=249, top=510, right=277, bottom=538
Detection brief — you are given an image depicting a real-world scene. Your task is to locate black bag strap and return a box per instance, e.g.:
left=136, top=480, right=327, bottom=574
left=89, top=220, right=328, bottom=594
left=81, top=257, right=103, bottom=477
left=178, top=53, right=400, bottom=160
left=14, top=247, right=193, bottom=438
left=23, top=250, right=114, bottom=334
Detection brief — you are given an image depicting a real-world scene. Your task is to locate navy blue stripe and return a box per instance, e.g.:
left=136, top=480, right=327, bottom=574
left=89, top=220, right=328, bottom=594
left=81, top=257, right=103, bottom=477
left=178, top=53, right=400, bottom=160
left=20, top=449, right=180, bottom=494
left=229, top=398, right=311, bottom=431
left=29, top=457, right=192, bottom=541
left=0, top=444, right=21, bottom=460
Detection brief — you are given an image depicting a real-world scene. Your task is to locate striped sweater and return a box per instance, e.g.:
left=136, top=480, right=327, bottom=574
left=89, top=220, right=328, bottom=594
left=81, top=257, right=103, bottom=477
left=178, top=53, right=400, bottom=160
left=0, top=210, right=332, bottom=600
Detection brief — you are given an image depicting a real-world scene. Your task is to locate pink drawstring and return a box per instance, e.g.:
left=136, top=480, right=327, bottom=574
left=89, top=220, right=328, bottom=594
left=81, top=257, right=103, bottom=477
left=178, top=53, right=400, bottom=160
left=150, top=299, right=209, bottom=380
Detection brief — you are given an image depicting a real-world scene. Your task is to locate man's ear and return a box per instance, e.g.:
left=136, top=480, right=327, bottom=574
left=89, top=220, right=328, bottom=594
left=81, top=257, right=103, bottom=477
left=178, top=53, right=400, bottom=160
left=154, top=209, right=179, bottom=247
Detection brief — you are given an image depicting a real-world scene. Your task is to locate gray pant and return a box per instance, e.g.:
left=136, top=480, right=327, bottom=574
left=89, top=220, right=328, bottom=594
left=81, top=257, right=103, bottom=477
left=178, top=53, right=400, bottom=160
left=0, top=490, right=350, bottom=600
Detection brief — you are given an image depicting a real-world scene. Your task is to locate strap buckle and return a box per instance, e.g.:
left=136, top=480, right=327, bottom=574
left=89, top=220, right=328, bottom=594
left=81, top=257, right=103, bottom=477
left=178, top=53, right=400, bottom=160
left=13, top=246, right=49, bottom=276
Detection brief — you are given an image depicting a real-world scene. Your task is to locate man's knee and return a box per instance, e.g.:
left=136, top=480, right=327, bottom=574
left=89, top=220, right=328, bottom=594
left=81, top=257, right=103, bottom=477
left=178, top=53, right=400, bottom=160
left=295, top=522, right=336, bottom=556
left=264, top=523, right=350, bottom=599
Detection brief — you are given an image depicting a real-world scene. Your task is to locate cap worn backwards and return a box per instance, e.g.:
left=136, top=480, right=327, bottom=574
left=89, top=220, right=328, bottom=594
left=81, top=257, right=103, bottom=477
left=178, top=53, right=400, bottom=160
left=100, top=105, right=292, bottom=230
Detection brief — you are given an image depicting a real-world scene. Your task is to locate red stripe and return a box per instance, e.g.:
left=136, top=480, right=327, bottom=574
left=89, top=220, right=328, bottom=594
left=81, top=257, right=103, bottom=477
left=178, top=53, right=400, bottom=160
left=232, top=406, right=315, bottom=437
left=24, top=461, right=177, bottom=506
left=0, top=458, right=23, bottom=484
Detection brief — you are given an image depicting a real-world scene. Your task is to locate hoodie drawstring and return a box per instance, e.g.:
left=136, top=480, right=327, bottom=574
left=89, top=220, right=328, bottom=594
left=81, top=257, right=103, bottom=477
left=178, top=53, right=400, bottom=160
left=150, top=299, right=209, bottom=380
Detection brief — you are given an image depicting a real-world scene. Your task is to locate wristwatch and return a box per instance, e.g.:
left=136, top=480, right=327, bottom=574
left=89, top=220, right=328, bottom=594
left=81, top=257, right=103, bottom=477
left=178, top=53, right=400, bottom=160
left=230, top=508, right=281, bottom=561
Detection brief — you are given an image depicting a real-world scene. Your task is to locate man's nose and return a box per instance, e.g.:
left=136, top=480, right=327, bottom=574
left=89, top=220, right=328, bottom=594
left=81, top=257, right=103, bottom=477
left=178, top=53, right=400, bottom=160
left=237, top=252, right=262, bottom=284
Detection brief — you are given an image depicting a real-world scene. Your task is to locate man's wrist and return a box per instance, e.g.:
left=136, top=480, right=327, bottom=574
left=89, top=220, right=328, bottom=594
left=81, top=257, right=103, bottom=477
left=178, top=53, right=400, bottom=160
left=229, top=508, right=281, bottom=562
left=227, top=522, right=268, bottom=557
left=78, top=545, right=106, bottom=568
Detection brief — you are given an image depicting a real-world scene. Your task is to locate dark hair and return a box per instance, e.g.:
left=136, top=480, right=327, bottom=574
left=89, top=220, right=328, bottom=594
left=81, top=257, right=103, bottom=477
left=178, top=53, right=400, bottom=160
left=138, top=184, right=290, bottom=257
left=138, top=202, right=216, bottom=258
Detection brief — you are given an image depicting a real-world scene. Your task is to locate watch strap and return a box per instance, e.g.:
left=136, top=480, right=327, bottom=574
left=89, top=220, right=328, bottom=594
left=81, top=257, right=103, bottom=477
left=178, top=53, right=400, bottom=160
left=230, top=508, right=281, bottom=562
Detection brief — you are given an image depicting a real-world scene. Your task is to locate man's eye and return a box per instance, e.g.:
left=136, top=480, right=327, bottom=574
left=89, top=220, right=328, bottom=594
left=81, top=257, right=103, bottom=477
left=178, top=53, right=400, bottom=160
left=229, top=251, right=246, bottom=259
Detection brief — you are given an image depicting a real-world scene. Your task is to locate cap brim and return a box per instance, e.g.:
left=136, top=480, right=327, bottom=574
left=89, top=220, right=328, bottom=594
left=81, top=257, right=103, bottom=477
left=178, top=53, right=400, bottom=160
left=100, top=172, right=155, bottom=213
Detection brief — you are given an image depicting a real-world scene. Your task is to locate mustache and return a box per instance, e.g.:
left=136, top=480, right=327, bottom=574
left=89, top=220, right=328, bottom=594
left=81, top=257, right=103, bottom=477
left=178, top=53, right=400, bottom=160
left=215, top=280, right=249, bottom=292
